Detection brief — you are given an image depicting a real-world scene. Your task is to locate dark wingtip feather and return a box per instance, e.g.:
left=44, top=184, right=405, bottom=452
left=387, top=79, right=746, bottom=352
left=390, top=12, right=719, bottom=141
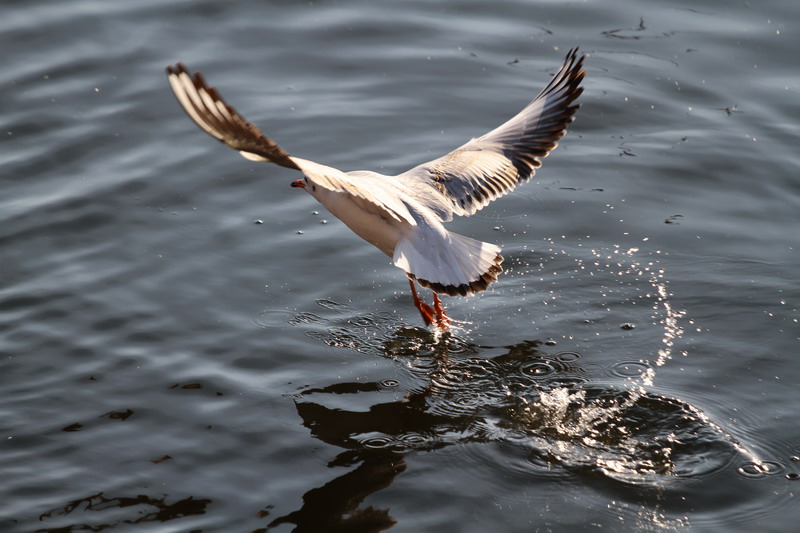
left=165, top=62, right=302, bottom=171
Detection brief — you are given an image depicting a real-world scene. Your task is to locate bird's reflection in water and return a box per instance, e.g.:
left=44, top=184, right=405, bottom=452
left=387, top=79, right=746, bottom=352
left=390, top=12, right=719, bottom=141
left=267, top=323, right=738, bottom=532
left=266, top=441, right=405, bottom=532
left=266, top=356, right=462, bottom=532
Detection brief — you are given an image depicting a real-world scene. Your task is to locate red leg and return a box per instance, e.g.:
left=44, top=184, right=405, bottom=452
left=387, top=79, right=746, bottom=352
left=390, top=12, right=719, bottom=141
left=408, top=279, right=435, bottom=326
left=432, top=292, right=451, bottom=329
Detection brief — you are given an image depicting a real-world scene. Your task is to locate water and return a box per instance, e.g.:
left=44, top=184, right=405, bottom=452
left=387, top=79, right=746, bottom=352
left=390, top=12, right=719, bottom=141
left=2, top=0, right=798, bottom=531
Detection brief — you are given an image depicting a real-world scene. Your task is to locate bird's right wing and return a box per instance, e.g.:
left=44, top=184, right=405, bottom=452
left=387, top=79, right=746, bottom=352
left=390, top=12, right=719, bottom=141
left=166, top=62, right=301, bottom=170
left=166, top=63, right=416, bottom=225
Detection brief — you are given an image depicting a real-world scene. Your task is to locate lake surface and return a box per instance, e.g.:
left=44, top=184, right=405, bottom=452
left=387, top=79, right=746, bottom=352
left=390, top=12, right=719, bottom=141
left=2, top=0, right=798, bottom=531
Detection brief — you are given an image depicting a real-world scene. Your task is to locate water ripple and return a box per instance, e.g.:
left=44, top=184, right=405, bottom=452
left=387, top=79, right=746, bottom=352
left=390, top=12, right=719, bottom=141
left=737, top=461, right=785, bottom=479
left=610, top=360, right=651, bottom=378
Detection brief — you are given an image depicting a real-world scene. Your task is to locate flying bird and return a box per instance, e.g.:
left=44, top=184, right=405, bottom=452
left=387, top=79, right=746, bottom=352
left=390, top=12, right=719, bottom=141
left=166, top=48, right=585, bottom=329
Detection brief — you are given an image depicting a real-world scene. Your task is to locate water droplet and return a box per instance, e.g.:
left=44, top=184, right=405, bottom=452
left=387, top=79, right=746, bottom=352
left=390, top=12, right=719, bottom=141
left=737, top=461, right=784, bottom=478
left=555, top=351, right=580, bottom=362
left=611, top=361, right=649, bottom=377
left=520, top=360, right=555, bottom=377
left=361, top=435, right=393, bottom=449
left=398, top=432, right=428, bottom=446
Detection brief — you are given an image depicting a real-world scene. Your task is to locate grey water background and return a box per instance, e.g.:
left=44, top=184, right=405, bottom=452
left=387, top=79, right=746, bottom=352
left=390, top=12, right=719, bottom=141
left=2, top=0, right=798, bottom=531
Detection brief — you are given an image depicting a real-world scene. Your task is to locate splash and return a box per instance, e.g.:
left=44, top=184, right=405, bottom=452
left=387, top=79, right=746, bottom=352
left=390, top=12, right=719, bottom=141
left=640, top=277, right=685, bottom=389
left=287, top=245, right=755, bottom=483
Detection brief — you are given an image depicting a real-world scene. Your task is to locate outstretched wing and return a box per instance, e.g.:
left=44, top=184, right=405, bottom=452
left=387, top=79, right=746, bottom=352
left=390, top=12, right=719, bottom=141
left=397, top=47, right=585, bottom=219
left=166, top=63, right=417, bottom=225
left=166, top=62, right=301, bottom=170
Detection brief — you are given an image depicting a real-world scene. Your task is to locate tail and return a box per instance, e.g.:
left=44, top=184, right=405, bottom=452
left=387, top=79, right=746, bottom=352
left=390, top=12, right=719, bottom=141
left=393, top=231, right=504, bottom=297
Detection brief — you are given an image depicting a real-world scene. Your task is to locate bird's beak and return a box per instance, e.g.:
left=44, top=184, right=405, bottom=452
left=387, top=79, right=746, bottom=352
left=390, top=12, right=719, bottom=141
left=291, top=180, right=306, bottom=188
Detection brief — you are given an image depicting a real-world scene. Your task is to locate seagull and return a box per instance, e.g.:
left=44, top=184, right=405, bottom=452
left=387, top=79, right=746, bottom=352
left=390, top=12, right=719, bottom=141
left=166, top=48, right=585, bottom=329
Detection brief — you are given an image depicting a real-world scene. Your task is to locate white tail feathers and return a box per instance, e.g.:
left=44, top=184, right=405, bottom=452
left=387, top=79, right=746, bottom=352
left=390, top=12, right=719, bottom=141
left=393, top=230, right=503, bottom=297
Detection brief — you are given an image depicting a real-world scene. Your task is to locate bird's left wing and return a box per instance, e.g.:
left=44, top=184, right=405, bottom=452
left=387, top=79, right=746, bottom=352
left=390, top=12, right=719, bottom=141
left=396, top=48, right=585, bottom=220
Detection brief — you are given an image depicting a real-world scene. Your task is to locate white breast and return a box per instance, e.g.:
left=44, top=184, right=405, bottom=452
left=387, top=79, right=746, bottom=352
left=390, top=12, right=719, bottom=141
left=307, top=184, right=410, bottom=258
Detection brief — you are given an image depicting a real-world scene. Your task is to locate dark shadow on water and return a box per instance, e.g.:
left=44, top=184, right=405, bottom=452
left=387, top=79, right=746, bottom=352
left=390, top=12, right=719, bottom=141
left=36, top=493, right=211, bottom=532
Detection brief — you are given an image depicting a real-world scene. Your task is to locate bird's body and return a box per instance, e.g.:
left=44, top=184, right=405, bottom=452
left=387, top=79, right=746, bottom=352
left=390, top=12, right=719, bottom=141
left=301, top=165, right=407, bottom=258
left=166, top=48, right=586, bottom=327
